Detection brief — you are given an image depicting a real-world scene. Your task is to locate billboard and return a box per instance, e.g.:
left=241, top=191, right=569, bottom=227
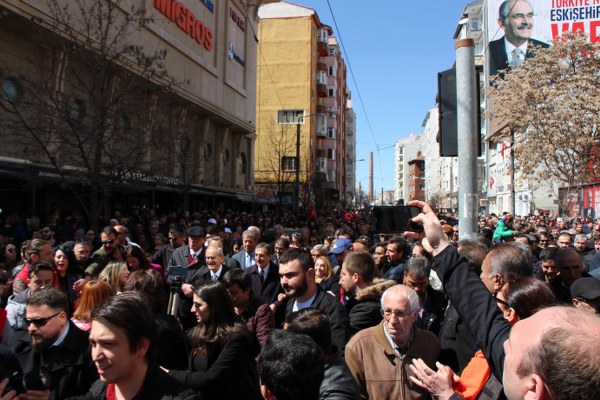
left=486, top=0, right=600, bottom=75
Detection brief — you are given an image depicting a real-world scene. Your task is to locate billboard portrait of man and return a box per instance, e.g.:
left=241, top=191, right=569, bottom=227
left=489, top=0, right=549, bottom=76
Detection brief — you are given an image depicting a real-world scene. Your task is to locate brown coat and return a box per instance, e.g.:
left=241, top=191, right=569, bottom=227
left=345, top=321, right=440, bottom=400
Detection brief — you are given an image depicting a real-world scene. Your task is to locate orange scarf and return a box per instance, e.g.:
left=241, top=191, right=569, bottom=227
left=451, top=350, right=492, bottom=400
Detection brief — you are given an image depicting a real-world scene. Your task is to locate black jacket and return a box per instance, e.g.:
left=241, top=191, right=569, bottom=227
left=285, top=286, right=350, bottom=351
left=434, top=246, right=509, bottom=381
left=345, top=279, right=396, bottom=335
left=247, top=262, right=281, bottom=305
left=170, top=330, right=261, bottom=400
left=488, top=37, right=549, bottom=76
left=67, top=364, right=201, bottom=400
left=14, top=321, right=98, bottom=400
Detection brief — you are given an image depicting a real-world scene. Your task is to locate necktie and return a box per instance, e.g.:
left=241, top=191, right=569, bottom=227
left=212, top=273, right=218, bottom=281
left=247, top=253, right=254, bottom=267
left=511, top=48, right=524, bottom=66
left=259, top=269, right=265, bottom=285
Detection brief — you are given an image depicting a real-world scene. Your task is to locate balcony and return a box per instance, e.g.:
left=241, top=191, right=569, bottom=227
left=317, top=62, right=327, bottom=72
left=317, top=83, right=327, bottom=97
left=317, top=104, right=327, bottom=114
left=317, top=41, right=328, bottom=57
left=316, top=149, right=327, bottom=158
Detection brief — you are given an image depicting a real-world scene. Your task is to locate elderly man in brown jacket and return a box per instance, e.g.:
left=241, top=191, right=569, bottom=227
left=345, top=284, right=440, bottom=399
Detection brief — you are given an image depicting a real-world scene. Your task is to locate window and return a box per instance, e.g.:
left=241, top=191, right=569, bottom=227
left=328, top=66, right=336, bottom=76
left=223, top=149, right=230, bottom=165
left=328, top=87, right=336, bottom=97
left=328, top=47, right=338, bottom=56
left=282, top=156, right=297, bottom=171
left=240, top=152, right=247, bottom=174
left=317, top=71, right=327, bottom=85
left=327, top=149, right=335, bottom=160
left=69, top=99, right=85, bottom=123
left=118, top=114, right=131, bottom=136
left=277, top=109, right=304, bottom=124
left=1, top=79, right=19, bottom=104
left=327, top=127, right=336, bottom=139
left=204, top=143, right=213, bottom=160
left=318, top=29, right=328, bottom=42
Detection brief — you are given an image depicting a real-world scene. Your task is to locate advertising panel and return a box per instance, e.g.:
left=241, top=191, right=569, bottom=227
left=486, top=0, right=600, bottom=75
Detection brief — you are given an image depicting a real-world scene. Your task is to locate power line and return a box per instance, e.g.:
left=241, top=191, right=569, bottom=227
left=325, top=0, right=386, bottom=187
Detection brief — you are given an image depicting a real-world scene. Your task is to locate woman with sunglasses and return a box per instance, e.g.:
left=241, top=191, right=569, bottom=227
left=166, top=281, right=262, bottom=400
left=409, top=275, right=555, bottom=400
left=0, top=242, right=21, bottom=279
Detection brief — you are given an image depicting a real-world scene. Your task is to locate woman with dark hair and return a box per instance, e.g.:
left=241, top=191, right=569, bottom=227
left=124, top=269, right=187, bottom=370
left=124, top=245, right=163, bottom=278
left=0, top=242, right=21, bottom=279
left=167, top=281, right=261, bottom=400
left=53, top=245, right=84, bottom=313
left=410, top=275, right=556, bottom=400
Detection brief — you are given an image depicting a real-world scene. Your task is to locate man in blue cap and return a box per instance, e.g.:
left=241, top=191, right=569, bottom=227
left=328, top=237, right=353, bottom=273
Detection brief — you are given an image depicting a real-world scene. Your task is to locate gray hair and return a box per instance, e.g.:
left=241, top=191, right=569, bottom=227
left=487, top=242, right=533, bottom=278
left=405, top=256, right=431, bottom=281
left=380, top=284, right=419, bottom=313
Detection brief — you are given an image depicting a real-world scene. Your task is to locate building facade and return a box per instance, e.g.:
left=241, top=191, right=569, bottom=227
left=394, top=134, right=422, bottom=205
left=255, top=1, right=349, bottom=211
left=0, top=0, right=274, bottom=221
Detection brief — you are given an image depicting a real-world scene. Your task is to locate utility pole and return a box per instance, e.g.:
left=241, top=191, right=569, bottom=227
left=455, top=39, right=478, bottom=239
left=295, top=120, right=301, bottom=216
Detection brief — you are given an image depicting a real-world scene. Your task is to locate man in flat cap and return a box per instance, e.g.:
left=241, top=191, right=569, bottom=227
left=169, top=225, right=208, bottom=329
left=571, top=277, right=600, bottom=314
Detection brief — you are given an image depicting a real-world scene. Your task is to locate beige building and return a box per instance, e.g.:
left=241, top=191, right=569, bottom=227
left=0, top=0, right=274, bottom=219
left=255, top=1, right=349, bottom=211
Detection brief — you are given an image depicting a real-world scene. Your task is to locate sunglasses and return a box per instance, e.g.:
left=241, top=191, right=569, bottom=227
left=101, top=239, right=115, bottom=244
left=493, top=292, right=513, bottom=309
left=24, top=311, right=62, bottom=328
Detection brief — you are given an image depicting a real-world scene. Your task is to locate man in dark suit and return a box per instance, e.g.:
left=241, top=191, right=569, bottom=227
left=280, top=248, right=350, bottom=351
left=194, top=245, right=232, bottom=284
left=168, top=226, right=207, bottom=329
left=232, top=229, right=259, bottom=269
left=13, top=287, right=97, bottom=399
left=489, top=0, right=549, bottom=76
left=246, top=243, right=281, bottom=305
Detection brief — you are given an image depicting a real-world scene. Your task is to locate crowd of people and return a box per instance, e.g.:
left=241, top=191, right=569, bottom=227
left=0, top=202, right=597, bottom=400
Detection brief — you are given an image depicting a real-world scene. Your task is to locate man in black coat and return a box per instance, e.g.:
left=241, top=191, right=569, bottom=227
left=69, top=292, right=200, bottom=400
left=280, top=248, right=350, bottom=351
left=488, top=0, right=549, bottom=76
left=169, top=226, right=207, bottom=329
left=13, top=287, right=97, bottom=400
left=246, top=243, right=281, bottom=305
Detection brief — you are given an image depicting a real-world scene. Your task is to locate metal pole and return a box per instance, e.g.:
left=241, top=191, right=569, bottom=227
left=295, top=121, right=301, bottom=215
left=455, top=39, right=478, bottom=239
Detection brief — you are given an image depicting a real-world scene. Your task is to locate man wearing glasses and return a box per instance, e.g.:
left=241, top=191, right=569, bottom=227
left=85, top=227, right=125, bottom=278
left=13, top=287, right=97, bottom=399
left=152, top=225, right=185, bottom=272
left=345, top=284, right=440, bottom=400
left=489, top=0, right=549, bottom=76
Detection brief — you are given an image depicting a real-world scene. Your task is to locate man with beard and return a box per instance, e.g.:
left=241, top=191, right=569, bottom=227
left=152, top=225, right=185, bottom=271
left=13, top=287, right=97, bottom=399
left=345, top=284, right=440, bottom=399
left=279, top=248, right=350, bottom=351
left=403, top=256, right=447, bottom=336
left=86, top=227, right=125, bottom=278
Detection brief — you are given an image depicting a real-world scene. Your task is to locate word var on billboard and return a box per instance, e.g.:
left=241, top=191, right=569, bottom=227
left=154, top=0, right=213, bottom=51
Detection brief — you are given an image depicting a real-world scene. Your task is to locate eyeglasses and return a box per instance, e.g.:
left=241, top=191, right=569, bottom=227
left=168, top=237, right=178, bottom=242
left=381, top=308, right=414, bottom=321
left=101, top=239, right=115, bottom=244
left=24, top=312, right=62, bottom=328
left=493, top=292, right=513, bottom=309
left=509, top=12, right=534, bottom=21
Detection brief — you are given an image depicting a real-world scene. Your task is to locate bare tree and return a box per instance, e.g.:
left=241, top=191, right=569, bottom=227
left=0, top=0, right=175, bottom=228
left=487, top=32, right=600, bottom=214
left=255, top=121, right=298, bottom=213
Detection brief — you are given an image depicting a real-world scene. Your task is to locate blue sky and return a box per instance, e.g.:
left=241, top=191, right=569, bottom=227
left=292, top=1, right=466, bottom=194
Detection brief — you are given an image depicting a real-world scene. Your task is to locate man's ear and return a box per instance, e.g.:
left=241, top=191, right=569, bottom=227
left=504, top=307, right=519, bottom=325
left=261, top=384, right=275, bottom=400
left=523, top=373, right=550, bottom=400
left=136, top=337, right=151, bottom=358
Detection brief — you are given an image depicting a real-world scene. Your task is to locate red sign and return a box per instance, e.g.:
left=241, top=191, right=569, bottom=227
left=154, top=0, right=213, bottom=51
